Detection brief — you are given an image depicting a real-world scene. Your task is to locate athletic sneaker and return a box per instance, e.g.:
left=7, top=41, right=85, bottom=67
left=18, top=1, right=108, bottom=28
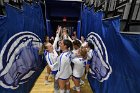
left=72, top=86, right=76, bottom=91
left=44, top=81, right=51, bottom=85
left=80, top=79, right=85, bottom=85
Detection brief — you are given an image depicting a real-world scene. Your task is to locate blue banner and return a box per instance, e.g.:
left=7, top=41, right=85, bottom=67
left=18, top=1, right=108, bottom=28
left=77, top=20, right=81, bottom=39
left=87, top=11, right=140, bottom=93
left=81, top=5, right=88, bottom=37
left=81, top=5, right=95, bottom=38
left=46, top=19, right=52, bottom=37
left=0, top=3, right=45, bottom=93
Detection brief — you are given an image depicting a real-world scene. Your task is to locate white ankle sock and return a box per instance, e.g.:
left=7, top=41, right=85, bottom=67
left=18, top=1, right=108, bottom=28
left=65, top=89, right=70, bottom=93
left=60, top=89, right=65, bottom=93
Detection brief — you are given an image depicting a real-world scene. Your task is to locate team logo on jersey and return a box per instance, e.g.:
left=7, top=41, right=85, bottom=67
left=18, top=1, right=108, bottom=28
left=0, top=31, right=42, bottom=89
left=87, top=32, right=112, bottom=82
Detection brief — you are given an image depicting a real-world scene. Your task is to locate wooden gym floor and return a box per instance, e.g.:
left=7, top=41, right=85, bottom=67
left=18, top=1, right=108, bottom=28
left=30, top=68, right=93, bottom=93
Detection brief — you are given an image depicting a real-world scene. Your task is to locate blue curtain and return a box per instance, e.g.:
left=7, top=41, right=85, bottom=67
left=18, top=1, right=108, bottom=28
left=89, top=10, right=103, bottom=35
left=23, top=2, right=34, bottom=32
left=87, top=13, right=140, bottom=93
left=46, top=19, right=52, bottom=37
left=77, top=20, right=81, bottom=39
left=81, top=5, right=95, bottom=38
left=23, top=1, right=45, bottom=40
left=0, top=3, right=45, bottom=93
left=0, top=3, right=24, bottom=51
left=32, top=2, right=45, bottom=41
left=81, top=5, right=88, bottom=38
left=5, top=3, right=24, bottom=35
left=0, top=15, right=9, bottom=51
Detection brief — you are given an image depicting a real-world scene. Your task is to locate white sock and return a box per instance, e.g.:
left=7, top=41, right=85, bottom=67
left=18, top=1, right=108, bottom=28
left=54, top=89, right=59, bottom=93
left=65, top=90, right=70, bottom=93
left=76, top=86, right=80, bottom=92
left=60, top=89, right=65, bottom=93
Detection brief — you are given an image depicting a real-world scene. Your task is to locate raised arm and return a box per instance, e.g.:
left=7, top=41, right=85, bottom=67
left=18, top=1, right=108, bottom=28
left=53, top=26, right=61, bottom=49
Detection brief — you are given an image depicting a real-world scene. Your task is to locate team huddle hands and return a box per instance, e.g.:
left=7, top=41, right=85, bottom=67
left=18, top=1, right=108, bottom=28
left=41, top=26, right=94, bottom=93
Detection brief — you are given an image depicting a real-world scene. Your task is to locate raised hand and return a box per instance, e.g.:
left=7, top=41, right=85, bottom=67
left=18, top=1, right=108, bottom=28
left=56, top=25, right=62, bottom=34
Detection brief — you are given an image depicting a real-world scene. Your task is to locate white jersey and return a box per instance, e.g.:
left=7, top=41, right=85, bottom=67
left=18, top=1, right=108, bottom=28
left=87, top=49, right=94, bottom=60
left=55, top=51, right=72, bottom=80
left=45, top=51, right=58, bottom=72
left=72, top=57, right=86, bottom=78
left=45, top=33, right=59, bottom=73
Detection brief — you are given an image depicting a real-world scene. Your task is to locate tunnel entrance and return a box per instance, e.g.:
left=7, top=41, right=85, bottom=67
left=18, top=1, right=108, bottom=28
left=45, top=0, right=82, bottom=37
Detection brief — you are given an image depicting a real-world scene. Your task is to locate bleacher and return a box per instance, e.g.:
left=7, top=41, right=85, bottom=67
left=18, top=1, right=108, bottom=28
left=86, top=0, right=140, bottom=32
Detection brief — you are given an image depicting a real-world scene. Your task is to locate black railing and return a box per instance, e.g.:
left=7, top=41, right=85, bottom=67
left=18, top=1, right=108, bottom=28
left=91, top=0, right=140, bottom=31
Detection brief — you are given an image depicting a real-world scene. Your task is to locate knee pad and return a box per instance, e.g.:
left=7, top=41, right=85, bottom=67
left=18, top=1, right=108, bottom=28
left=76, top=86, right=80, bottom=92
